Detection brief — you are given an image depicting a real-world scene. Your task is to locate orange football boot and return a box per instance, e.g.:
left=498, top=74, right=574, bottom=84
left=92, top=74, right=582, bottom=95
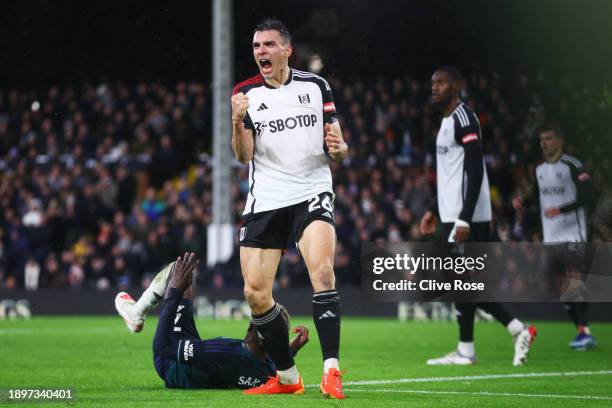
left=243, top=375, right=305, bottom=395
left=320, top=368, right=345, bottom=399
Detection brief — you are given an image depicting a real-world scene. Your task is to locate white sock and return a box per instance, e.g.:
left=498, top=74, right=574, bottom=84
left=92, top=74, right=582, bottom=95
left=458, top=341, right=475, bottom=357
left=506, top=318, right=524, bottom=337
left=133, top=262, right=174, bottom=317
left=324, top=358, right=340, bottom=373
left=277, top=365, right=300, bottom=385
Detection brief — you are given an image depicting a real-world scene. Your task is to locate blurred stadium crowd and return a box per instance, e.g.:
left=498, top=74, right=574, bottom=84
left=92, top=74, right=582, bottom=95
left=1, top=72, right=610, bottom=291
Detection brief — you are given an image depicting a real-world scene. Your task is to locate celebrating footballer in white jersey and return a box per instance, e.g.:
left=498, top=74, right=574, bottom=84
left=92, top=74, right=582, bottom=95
left=234, top=68, right=336, bottom=214
left=230, top=18, right=347, bottom=399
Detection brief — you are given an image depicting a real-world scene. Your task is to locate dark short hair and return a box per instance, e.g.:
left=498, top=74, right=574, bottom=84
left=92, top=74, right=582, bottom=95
left=538, top=121, right=563, bottom=139
left=253, top=18, right=291, bottom=44
left=436, top=66, right=464, bottom=84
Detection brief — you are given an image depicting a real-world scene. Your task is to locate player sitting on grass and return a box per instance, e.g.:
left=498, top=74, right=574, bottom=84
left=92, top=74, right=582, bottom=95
left=114, top=252, right=310, bottom=390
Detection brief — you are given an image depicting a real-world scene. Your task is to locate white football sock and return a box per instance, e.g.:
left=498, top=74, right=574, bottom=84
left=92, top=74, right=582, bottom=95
left=277, top=365, right=300, bottom=385
left=458, top=341, right=475, bottom=357
left=324, top=358, right=339, bottom=373
left=506, top=318, right=524, bottom=337
left=133, top=262, right=175, bottom=317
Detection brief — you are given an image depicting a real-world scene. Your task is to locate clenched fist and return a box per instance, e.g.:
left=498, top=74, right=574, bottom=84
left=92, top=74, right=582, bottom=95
left=231, top=92, right=250, bottom=122
left=325, top=122, right=348, bottom=161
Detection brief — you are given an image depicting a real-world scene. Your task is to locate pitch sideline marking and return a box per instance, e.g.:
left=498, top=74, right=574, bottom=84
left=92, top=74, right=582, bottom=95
left=348, top=389, right=612, bottom=401
left=306, top=369, right=612, bottom=388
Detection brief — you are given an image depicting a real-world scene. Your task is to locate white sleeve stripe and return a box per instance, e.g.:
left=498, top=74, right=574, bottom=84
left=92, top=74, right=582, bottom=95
left=292, top=70, right=318, bottom=79
left=562, top=154, right=583, bottom=168
left=457, top=106, right=470, bottom=128
left=292, top=70, right=331, bottom=90
left=453, top=111, right=464, bottom=127
left=455, top=106, right=467, bottom=127
left=455, top=109, right=467, bottom=127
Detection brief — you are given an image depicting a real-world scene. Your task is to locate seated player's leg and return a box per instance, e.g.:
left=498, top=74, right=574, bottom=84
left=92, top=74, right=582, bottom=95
left=241, top=246, right=303, bottom=394
left=296, top=198, right=344, bottom=399
left=114, top=292, right=143, bottom=333
left=115, top=262, right=175, bottom=333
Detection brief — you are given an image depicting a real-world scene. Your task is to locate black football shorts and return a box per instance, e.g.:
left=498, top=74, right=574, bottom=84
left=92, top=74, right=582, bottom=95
left=238, top=192, right=336, bottom=249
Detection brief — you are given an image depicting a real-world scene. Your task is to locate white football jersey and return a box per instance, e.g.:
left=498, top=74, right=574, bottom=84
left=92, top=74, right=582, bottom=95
left=435, top=103, right=491, bottom=223
left=233, top=69, right=337, bottom=214
left=535, top=154, right=588, bottom=242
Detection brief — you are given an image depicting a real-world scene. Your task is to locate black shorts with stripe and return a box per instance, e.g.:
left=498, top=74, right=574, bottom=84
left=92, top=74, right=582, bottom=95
left=238, top=192, right=336, bottom=249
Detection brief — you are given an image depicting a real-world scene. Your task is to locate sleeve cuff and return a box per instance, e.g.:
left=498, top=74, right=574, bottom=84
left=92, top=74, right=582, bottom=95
left=166, top=287, right=184, bottom=300
left=454, top=219, right=470, bottom=228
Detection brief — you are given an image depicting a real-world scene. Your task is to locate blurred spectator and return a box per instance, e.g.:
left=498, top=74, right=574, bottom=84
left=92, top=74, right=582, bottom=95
left=24, top=258, right=40, bottom=291
left=0, top=74, right=609, bottom=291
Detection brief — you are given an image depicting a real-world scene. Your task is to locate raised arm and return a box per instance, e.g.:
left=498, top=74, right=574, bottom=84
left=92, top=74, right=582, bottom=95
left=231, top=92, right=255, bottom=164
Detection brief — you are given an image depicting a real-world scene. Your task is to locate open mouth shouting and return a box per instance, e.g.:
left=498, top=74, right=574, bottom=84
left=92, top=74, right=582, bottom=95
left=258, top=58, right=273, bottom=76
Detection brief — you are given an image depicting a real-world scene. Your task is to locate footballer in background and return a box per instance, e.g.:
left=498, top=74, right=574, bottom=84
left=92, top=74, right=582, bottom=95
left=514, top=124, right=597, bottom=350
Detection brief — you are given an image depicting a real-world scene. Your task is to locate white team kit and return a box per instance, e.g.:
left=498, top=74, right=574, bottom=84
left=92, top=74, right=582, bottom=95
left=233, top=69, right=337, bottom=215
left=535, top=154, right=589, bottom=243
left=435, top=102, right=491, bottom=223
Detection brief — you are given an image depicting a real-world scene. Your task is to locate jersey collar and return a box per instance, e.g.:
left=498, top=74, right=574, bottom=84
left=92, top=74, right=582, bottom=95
left=546, top=152, right=564, bottom=164
left=447, top=101, right=464, bottom=117
left=262, top=68, right=293, bottom=89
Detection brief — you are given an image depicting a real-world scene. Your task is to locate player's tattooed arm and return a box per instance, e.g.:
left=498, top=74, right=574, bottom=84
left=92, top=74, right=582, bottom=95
left=231, top=92, right=254, bottom=164
left=324, top=121, right=348, bottom=162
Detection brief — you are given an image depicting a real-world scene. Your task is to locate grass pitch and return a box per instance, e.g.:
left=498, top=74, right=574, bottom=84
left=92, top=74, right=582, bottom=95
left=0, top=316, right=611, bottom=407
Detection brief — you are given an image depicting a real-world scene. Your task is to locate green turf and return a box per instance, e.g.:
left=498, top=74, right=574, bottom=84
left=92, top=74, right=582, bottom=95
left=0, top=316, right=611, bottom=407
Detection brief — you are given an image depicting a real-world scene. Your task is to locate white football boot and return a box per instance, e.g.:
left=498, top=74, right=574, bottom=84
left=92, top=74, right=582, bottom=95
left=115, top=292, right=144, bottom=333
left=513, top=325, right=537, bottom=366
left=426, top=350, right=476, bottom=365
